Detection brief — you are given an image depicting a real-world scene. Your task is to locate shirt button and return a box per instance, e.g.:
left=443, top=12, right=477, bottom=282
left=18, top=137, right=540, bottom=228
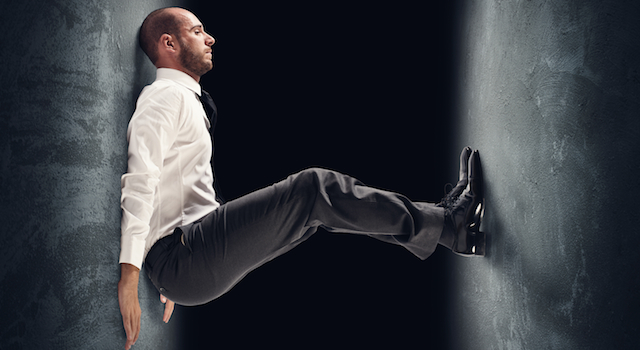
left=160, top=287, right=166, bottom=293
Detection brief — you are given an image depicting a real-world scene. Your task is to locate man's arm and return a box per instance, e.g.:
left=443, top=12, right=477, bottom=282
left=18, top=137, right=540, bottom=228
left=120, top=84, right=182, bottom=270
left=118, top=84, right=181, bottom=349
left=118, top=263, right=141, bottom=350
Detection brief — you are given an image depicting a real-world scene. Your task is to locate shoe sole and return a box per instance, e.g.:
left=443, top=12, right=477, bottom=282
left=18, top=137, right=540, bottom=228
left=453, top=197, right=486, bottom=257
left=470, top=198, right=486, bottom=256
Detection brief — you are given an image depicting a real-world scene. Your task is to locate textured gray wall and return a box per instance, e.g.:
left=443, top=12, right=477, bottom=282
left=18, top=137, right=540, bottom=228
left=449, top=0, right=640, bottom=349
left=0, top=1, right=185, bottom=349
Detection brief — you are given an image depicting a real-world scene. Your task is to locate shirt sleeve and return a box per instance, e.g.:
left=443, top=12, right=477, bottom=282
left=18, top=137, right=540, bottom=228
left=119, top=85, right=183, bottom=269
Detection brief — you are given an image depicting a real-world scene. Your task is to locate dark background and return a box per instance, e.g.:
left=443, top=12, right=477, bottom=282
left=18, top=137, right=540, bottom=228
left=177, top=1, right=457, bottom=348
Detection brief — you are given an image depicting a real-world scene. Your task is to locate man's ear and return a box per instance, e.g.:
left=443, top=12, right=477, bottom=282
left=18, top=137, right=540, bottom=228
left=159, top=33, right=177, bottom=53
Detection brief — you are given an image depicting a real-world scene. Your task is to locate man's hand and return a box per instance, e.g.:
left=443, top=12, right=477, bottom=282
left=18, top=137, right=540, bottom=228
left=160, top=294, right=175, bottom=323
left=118, top=263, right=141, bottom=350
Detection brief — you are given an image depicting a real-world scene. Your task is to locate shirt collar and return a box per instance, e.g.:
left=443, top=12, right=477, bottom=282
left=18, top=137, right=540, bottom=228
left=155, top=68, right=202, bottom=96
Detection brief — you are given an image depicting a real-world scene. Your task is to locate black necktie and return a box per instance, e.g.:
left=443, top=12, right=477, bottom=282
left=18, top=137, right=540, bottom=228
left=199, top=89, right=218, bottom=133
left=198, top=89, right=225, bottom=204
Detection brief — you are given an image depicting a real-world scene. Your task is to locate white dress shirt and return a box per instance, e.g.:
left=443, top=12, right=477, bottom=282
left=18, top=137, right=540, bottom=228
left=119, top=68, right=220, bottom=270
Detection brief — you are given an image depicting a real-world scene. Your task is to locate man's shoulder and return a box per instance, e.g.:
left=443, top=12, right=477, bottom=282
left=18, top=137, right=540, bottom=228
left=137, top=68, right=199, bottom=103
left=136, top=79, right=190, bottom=107
left=141, top=79, right=185, bottom=97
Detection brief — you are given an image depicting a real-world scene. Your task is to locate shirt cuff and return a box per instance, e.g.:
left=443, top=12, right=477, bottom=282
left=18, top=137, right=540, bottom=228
left=119, top=236, right=146, bottom=270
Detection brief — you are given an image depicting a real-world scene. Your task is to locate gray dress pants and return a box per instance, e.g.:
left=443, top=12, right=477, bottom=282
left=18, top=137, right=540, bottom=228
left=144, top=167, right=444, bottom=306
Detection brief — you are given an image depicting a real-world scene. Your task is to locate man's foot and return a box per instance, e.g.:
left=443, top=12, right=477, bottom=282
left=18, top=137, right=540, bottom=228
left=444, top=150, right=485, bottom=256
left=436, top=146, right=472, bottom=210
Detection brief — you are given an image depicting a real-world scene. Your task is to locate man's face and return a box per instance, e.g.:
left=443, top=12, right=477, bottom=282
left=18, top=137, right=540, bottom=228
left=175, top=10, right=215, bottom=78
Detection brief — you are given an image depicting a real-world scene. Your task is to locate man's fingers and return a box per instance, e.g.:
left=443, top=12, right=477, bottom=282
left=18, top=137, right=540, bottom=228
left=123, top=306, right=141, bottom=349
left=161, top=296, right=175, bottom=323
left=133, top=310, right=140, bottom=341
left=123, top=317, right=133, bottom=350
left=125, top=335, right=134, bottom=350
left=123, top=311, right=139, bottom=350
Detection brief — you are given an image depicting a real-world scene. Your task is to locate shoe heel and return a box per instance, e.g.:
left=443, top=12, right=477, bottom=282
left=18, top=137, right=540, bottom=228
left=472, top=230, right=486, bottom=256
left=469, top=200, right=485, bottom=229
left=473, top=199, right=486, bottom=256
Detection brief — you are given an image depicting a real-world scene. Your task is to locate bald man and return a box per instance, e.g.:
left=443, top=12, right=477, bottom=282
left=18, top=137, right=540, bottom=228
left=118, top=7, right=485, bottom=349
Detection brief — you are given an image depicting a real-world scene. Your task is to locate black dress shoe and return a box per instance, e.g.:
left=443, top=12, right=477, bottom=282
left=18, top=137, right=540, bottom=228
left=446, top=150, right=485, bottom=257
left=437, top=146, right=472, bottom=209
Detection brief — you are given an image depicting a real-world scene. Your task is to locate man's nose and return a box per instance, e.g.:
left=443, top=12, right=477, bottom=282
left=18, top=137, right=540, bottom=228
left=206, top=33, right=215, bottom=46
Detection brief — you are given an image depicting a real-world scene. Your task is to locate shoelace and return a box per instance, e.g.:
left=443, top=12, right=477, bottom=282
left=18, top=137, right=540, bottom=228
left=436, top=183, right=457, bottom=209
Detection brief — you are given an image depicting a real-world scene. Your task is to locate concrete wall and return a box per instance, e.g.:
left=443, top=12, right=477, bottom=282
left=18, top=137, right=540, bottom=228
left=449, top=0, right=640, bottom=349
left=0, top=1, right=185, bottom=349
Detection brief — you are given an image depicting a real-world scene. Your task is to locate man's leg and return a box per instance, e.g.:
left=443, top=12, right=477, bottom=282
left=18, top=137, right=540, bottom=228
left=146, top=167, right=445, bottom=306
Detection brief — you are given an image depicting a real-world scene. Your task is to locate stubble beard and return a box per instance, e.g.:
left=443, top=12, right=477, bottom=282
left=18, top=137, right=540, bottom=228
left=178, top=38, right=213, bottom=77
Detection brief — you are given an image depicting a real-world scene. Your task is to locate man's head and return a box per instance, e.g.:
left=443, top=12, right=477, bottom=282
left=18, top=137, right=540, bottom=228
left=139, top=7, right=215, bottom=81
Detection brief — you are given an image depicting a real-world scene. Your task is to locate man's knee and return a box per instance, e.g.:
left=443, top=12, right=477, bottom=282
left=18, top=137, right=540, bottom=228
left=293, top=167, right=325, bottom=188
left=293, top=167, right=354, bottom=194
left=291, top=167, right=345, bottom=194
